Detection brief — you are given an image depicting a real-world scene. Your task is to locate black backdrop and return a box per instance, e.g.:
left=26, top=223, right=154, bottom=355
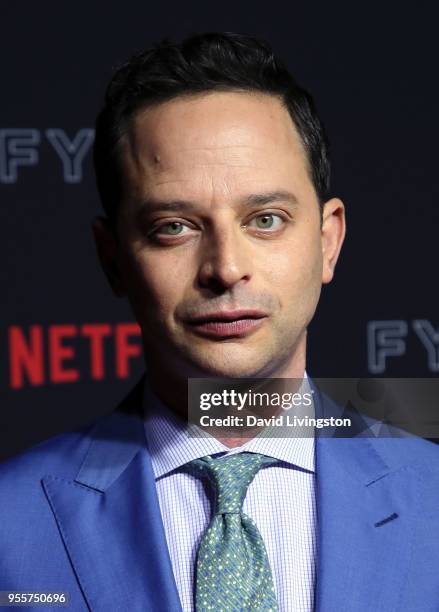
left=1, top=2, right=437, bottom=460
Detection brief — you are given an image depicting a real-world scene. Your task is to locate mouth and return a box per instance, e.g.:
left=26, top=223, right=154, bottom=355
left=184, top=310, right=268, bottom=339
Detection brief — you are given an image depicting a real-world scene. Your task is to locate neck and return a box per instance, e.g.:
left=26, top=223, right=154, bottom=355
left=145, top=334, right=307, bottom=449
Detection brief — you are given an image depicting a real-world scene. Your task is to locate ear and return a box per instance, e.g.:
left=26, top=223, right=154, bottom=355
left=92, top=216, right=127, bottom=297
left=321, top=197, right=346, bottom=284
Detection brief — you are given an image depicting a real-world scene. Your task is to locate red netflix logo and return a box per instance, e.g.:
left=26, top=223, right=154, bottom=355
left=8, top=323, right=142, bottom=389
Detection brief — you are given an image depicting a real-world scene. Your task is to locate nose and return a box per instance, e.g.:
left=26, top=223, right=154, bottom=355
left=197, top=223, right=252, bottom=292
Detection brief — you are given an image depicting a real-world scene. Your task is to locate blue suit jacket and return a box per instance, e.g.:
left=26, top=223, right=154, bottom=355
left=1, top=375, right=439, bottom=611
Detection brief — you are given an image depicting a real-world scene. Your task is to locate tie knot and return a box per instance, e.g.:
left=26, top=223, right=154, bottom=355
left=190, top=452, right=277, bottom=515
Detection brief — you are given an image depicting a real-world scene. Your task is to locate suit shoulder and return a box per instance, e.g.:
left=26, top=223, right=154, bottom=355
left=0, top=376, right=146, bottom=489
left=0, top=415, right=105, bottom=486
left=369, top=433, right=439, bottom=474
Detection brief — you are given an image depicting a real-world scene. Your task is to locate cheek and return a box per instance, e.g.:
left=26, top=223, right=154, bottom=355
left=260, top=233, right=323, bottom=309
left=125, top=250, right=190, bottom=321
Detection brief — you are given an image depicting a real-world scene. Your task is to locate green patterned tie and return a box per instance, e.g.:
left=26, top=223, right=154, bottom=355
left=190, top=452, right=279, bottom=612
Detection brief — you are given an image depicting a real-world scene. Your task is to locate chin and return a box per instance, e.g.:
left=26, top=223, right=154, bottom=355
left=187, top=352, right=272, bottom=379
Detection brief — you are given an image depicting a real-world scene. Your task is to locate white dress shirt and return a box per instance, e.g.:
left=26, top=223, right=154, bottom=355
left=143, top=377, right=317, bottom=611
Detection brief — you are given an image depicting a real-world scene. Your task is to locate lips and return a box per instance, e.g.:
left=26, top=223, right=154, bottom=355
left=187, top=309, right=267, bottom=323
left=185, top=310, right=268, bottom=338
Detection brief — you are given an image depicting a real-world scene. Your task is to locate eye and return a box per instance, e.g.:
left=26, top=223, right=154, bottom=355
left=155, top=221, right=191, bottom=236
left=248, top=213, right=285, bottom=231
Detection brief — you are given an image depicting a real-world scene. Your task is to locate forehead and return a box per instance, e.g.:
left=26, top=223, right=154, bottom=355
left=120, top=91, right=313, bottom=202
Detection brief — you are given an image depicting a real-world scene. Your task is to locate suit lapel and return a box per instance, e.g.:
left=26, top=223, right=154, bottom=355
left=315, top=428, right=419, bottom=611
left=41, top=379, right=182, bottom=612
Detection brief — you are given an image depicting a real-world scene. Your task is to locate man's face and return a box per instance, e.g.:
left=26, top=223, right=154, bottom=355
left=95, top=91, right=344, bottom=381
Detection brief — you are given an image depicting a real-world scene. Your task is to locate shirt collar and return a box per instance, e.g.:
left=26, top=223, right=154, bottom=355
left=143, top=373, right=315, bottom=479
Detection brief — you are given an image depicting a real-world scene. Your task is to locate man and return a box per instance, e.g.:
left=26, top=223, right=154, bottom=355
left=1, top=32, right=439, bottom=612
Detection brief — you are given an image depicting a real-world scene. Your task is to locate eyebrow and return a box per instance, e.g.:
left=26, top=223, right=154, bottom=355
left=136, top=190, right=299, bottom=215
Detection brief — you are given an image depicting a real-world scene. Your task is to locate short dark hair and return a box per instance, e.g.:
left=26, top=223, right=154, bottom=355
left=93, top=31, right=331, bottom=225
